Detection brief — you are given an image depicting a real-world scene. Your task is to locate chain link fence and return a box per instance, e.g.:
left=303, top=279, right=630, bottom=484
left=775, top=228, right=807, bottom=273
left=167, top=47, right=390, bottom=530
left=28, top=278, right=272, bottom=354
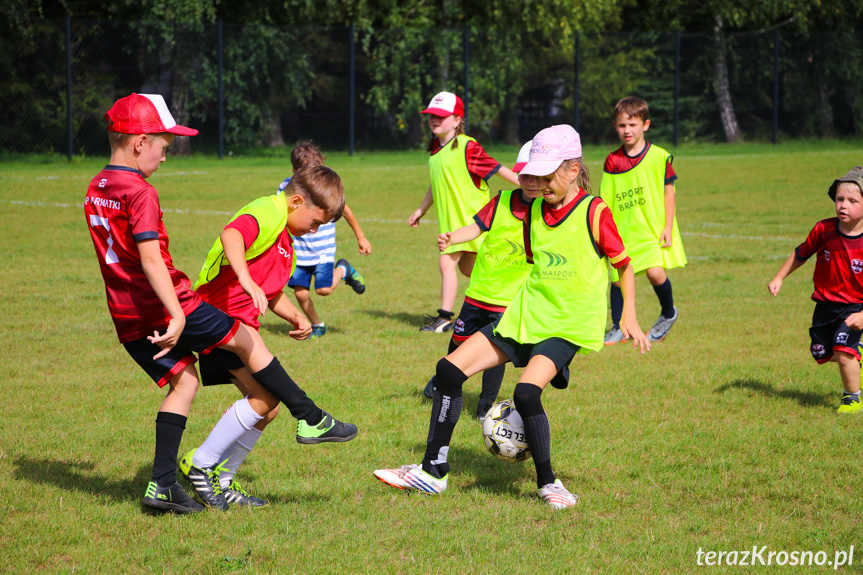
left=3, top=19, right=862, bottom=158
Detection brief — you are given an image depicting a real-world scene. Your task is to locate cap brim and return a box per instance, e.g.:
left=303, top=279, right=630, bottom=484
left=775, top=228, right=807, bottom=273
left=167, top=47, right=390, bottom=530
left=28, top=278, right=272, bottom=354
left=421, top=107, right=455, bottom=117
left=512, top=161, right=527, bottom=173
left=520, top=159, right=564, bottom=177
left=166, top=125, right=199, bottom=136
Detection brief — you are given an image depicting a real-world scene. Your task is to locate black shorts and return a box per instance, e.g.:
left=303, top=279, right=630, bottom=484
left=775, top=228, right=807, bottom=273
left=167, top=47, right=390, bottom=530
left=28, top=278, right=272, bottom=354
left=122, top=301, right=239, bottom=388
left=452, top=300, right=505, bottom=343
left=809, top=301, right=863, bottom=363
left=478, top=321, right=579, bottom=371
left=198, top=347, right=245, bottom=386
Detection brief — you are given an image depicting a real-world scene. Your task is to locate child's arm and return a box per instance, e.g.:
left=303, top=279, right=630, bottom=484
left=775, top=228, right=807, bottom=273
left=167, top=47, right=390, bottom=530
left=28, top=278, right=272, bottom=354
left=495, top=165, right=520, bottom=187
left=342, top=205, right=372, bottom=255
left=409, top=185, right=434, bottom=227
left=768, top=252, right=806, bottom=295
left=439, top=222, right=482, bottom=252
left=221, top=227, right=268, bottom=317
left=139, top=239, right=186, bottom=359
left=660, top=182, right=676, bottom=248
left=617, top=261, right=650, bottom=354
left=268, top=292, right=312, bottom=340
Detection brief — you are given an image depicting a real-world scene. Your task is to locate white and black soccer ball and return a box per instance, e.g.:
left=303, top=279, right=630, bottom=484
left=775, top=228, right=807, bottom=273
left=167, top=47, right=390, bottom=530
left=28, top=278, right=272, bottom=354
left=481, top=399, right=531, bottom=462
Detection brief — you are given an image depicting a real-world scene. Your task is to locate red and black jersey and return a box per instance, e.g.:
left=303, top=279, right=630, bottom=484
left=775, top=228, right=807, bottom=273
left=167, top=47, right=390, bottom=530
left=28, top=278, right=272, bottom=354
left=84, top=165, right=201, bottom=342
left=604, top=142, right=677, bottom=185
left=796, top=218, right=863, bottom=304
left=430, top=138, right=502, bottom=188
left=473, top=189, right=532, bottom=232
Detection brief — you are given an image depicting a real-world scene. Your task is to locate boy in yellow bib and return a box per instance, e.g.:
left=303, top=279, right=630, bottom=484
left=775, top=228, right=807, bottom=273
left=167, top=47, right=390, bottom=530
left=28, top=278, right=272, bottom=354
left=600, top=97, right=687, bottom=344
left=376, top=125, right=650, bottom=509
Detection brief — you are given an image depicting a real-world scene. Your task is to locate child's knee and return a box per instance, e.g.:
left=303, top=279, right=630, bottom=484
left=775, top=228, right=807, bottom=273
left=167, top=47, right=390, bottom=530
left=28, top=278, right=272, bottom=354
left=315, top=286, right=334, bottom=296
left=646, top=267, right=668, bottom=285
left=513, top=382, right=543, bottom=416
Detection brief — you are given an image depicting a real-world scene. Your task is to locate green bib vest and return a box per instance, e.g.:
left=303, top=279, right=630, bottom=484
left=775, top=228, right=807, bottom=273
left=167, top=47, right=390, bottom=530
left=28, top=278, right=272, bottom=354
left=429, top=134, right=490, bottom=254
left=599, top=143, right=686, bottom=277
left=494, top=194, right=608, bottom=352
left=465, top=190, right=532, bottom=306
left=194, top=193, right=296, bottom=290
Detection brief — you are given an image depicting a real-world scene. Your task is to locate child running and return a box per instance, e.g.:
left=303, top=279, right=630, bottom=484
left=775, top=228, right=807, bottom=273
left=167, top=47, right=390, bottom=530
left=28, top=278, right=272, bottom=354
left=769, top=166, right=863, bottom=414
left=84, top=93, right=354, bottom=514
left=422, top=141, right=540, bottom=420
left=600, top=96, right=687, bottom=344
left=408, top=91, right=520, bottom=333
left=183, top=163, right=359, bottom=509
left=280, top=142, right=370, bottom=340
left=376, top=125, right=650, bottom=509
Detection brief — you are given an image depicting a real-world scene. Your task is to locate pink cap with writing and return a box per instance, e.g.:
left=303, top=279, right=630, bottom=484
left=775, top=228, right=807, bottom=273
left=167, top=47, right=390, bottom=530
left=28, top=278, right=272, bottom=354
left=520, top=125, right=582, bottom=177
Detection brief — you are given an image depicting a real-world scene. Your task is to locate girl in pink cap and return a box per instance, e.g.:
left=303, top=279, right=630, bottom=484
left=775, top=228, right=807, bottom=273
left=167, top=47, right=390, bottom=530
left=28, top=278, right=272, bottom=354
left=409, top=91, right=519, bottom=333
left=377, top=125, right=650, bottom=509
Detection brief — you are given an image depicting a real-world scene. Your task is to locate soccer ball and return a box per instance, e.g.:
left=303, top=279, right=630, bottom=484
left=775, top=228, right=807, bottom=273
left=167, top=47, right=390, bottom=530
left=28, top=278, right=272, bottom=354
left=481, top=399, right=531, bottom=462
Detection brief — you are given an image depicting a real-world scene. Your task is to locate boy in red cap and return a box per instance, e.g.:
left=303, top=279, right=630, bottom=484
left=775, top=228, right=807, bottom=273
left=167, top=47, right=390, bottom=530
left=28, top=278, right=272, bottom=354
left=769, top=166, right=863, bottom=414
left=85, top=94, right=356, bottom=513
left=409, top=91, right=520, bottom=333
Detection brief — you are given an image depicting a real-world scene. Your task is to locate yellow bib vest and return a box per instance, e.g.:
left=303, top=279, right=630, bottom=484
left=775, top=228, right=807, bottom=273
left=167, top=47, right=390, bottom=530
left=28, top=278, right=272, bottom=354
left=599, top=143, right=686, bottom=279
left=465, top=190, right=532, bottom=306
left=194, top=193, right=296, bottom=290
left=494, top=195, right=608, bottom=352
left=429, top=134, right=490, bottom=254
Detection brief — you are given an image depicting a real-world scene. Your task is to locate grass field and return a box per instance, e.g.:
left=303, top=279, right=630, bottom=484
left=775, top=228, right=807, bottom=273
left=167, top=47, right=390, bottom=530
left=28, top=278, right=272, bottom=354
left=2, top=140, right=863, bottom=574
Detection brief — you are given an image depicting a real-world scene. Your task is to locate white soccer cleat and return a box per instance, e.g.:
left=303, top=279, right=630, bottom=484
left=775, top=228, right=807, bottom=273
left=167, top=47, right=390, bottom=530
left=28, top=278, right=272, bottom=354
left=373, top=464, right=447, bottom=494
left=539, top=479, right=578, bottom=510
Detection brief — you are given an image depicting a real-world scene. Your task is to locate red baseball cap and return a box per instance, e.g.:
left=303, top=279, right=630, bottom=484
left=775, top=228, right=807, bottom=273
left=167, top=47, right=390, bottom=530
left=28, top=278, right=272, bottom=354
left=106, top=93, right=198, bottom=136
left=421, top=91, right=465, bottom=118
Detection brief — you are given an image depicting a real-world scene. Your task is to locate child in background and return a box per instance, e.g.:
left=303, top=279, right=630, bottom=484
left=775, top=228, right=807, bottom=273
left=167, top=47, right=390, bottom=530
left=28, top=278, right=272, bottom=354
left=377, top=125, right=650, bottom=509
left=408, top=91, right=520, bottom=333
left=84, top=94, right=348, bottom=513
left=185, top=164, right=359, bottom=509
left=422, top=141, right=540, bottom=420
left=769, top=166, right=863, bottom=414
left=281, top=142, right=371, bottom=340
left=600, top=96, right=687, bottom=344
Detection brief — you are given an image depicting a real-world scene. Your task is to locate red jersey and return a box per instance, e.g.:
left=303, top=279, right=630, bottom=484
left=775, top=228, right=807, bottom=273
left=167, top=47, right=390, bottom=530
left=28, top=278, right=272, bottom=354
left=525, top=190, right=630, bottom=270
left=604, top=142, right=677, bottom=184
left=473, top=190, right=532, bottom=231
left=430, top=138, right=502, bottom=188
left=195, top=214, right=295, bottom=329
left=84, top=165, right=201, bottom=343
left=796, top=218, right=863, bottom=304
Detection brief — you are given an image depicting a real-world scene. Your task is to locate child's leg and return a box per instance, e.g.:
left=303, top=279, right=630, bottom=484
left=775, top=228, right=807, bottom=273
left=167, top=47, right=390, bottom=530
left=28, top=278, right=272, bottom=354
left=422, top=333, right=509, bottom=476
left=609, top=281, right=623, bottom=330
left=293, top=286, right=321, bottom=325
left=514, top=357, right=558, bottom=489
left=153, top=365, right=199, bottom=487
left=439, top=252, right=462, bottom=315
left=457, top=252, right=476, bottom=278
left=316, top=262, right=344, bottom=296
left=835, top=351, right=861, bottom=394
left=646, top=267, right=674, bottom=317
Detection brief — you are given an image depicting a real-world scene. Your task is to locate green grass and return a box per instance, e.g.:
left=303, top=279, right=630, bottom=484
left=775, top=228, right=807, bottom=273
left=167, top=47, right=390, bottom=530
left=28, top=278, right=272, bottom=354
left=2, top=140, right=863, bottom=573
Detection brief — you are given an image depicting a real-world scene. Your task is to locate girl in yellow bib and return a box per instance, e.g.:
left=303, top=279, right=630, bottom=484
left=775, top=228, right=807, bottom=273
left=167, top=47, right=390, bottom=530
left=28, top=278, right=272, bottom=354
left=408, top=91, right=519, bottom=333
left=377, top=125, right=650, bottom=509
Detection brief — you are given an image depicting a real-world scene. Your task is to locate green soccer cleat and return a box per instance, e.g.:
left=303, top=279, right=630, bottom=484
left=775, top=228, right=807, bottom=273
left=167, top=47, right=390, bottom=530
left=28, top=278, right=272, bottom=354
left=296, top=411, right=358, bottom=444
left=337, top=258, right=366, bottom=294
left=179, top=449, right=229, bottom=511
left=837, top=395, right=863, bottom=414
left=142, top=481, right=205, bottom=514
left=308, top=323, right=327, bottom=340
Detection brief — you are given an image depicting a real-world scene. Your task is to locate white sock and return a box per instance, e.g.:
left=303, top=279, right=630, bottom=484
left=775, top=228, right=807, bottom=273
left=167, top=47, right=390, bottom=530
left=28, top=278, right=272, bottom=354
left=193, top=397, right=264, bottom=469
left=219, top=427, right=264, bottom=488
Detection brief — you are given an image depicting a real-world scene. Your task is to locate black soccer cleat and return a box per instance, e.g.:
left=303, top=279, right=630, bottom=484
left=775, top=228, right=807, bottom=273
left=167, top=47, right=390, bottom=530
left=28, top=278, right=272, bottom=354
left=142, top=481, right=205, bottom=514
left=179, top=450, right=229, bottom=511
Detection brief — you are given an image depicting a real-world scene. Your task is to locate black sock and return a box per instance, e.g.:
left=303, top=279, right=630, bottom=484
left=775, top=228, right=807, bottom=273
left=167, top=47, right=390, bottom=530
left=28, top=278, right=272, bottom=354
left=513, top=382, right=555, bottom=489
left=153, top=411, right=186, bottom=487
left=437, top=308, right=454, bottom=320
left=251, top=357, right=323, bottom=424
left=480, top=364, right=505, bottom=404
left=422, top=358, right=468, bottom=477
left=610, top=284, right=623, bottom=329
left=653, top=279, right=675, bottom=318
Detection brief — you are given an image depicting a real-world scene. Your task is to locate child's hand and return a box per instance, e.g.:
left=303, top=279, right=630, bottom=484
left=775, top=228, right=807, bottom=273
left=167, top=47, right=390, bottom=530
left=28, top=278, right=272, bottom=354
left=408, top=209, right=423, bottom=228
left=147, top=316, right=186, bottom=359
left=620, top=315, right=651, bottom=354
left=239, top=276, right=268, bottom=317
left=845, top=311, right=863, bottom=331
left=357, top=236, right=372, bottom=255
left=660, top=228, right=673, bottom=248
left=289, top=315, right=312, bottom=340
left=438, top=232, right=452, bottom=252
left=768, top=277, right=782, bottom=296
